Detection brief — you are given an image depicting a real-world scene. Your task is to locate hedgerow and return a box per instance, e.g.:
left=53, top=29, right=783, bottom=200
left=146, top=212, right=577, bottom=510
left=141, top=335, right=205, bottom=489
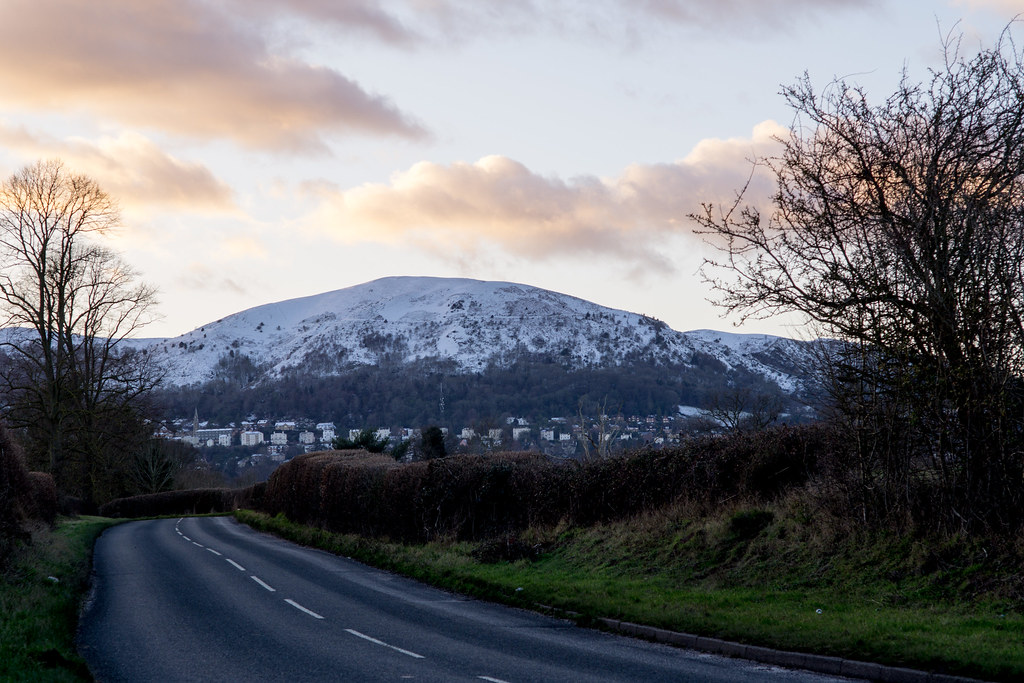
left=262, top=425, right=827, bottom=542
left=98, top=483, right=265, bottom=518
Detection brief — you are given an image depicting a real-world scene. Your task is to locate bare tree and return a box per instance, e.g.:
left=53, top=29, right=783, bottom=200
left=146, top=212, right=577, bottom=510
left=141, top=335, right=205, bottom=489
left=577, top=397, right=622, bottom=460
left=130, top=440, right=193, bottom=495
left=692, top=29, right=1024, bottom=531
left=706, top=387, right=783, bottom=433
left=0, top=160, right=158, bottom=503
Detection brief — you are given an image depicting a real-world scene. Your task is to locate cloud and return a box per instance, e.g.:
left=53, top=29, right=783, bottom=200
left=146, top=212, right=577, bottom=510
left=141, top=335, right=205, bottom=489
left=233, top=0, right=422, bottom=45
left=950, top=0, right=1024, bottom=12
left=221, top=236, right=270, bottom=260
left=177, top=264, right=248, bottom=296
left=304, top=121, right=785, bottom=270
left=0, top=0, right=426, bottom=151
left=0, top=124, right=235, bottom=212
left=627, top=0, right=873, bottom=28
left=355, top=0, right=876, bottom=43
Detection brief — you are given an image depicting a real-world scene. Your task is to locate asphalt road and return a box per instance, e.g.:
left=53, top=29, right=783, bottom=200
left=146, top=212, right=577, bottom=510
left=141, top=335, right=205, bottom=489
left=78, top=516, right=858, bottom=682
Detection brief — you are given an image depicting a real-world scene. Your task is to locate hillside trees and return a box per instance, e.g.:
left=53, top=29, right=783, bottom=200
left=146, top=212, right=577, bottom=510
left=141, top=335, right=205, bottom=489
left=332, top=428, right=389, bottom=453
left=693, top=31, right=1024, bottom=531
left=419, top=426, right=447, bottom=460
left=0, top=160, right=158, bottom=504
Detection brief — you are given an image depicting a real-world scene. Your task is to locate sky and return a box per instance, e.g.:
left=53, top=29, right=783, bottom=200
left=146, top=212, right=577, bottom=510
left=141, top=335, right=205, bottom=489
left=0, top=0, right=1020, bottom=340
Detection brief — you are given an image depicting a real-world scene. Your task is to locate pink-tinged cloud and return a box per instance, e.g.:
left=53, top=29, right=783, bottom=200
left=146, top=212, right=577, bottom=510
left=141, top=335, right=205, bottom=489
left=0, top=0, right=426, bottom=151
left=0, top=125, right=235, bottom=212
left=306, top=121, right=785, bottom=270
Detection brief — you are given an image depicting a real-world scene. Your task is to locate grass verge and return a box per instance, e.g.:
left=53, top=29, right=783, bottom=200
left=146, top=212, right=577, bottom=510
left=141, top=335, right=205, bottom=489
left=0, top=516, right=120, bottom=682
left=237, top=507, right=1023, bottom=682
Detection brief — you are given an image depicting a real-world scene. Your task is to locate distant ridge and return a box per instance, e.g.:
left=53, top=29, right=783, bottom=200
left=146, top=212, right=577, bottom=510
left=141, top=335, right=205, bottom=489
left=125, top=276, right=818, bottom=394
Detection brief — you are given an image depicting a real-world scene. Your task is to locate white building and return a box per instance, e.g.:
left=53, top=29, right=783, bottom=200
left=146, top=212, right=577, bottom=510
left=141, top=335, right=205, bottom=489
left=240, top=431, right=264, bottom=446
left=321, top=428, right=336, bottom=443
left=460, top=427, right=475, bottom=440
left=488, top=428, right=502, bottom=440
left=512, top=427, right=531, bottom=441
left=298, top=431, right=315, bottom=445
left=196, top=427, right=233, bottom=444
left=540, top=429, right=555, bottom=441
left=271, top=431, right=288, bottom=445
left=217, top=434, right=232, bottom=447
left=375, top=428, right=391, bottom=441
left=559, top=433, right=572, bottom=442
left=316, top=422, right=336, bottom=432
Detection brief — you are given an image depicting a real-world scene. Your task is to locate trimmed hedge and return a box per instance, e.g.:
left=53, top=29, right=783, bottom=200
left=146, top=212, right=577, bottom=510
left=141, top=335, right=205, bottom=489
left=262, top=425, right=828, bottom=542
left=98, top=483, right=265, bottom=519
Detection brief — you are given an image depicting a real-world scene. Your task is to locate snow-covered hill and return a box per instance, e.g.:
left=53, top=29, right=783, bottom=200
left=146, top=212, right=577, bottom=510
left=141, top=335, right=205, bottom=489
left=126, top=276, right=820, bottom=392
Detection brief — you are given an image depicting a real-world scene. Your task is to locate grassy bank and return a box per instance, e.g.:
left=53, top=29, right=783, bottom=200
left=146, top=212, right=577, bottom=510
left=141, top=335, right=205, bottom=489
left=237, top=506, right=1024, bottom=682
left=0, top=516, right=119, bottom=682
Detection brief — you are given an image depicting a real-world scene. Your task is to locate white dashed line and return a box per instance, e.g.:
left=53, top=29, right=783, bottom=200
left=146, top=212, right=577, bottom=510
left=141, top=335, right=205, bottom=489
left=478, top=677, right=511, bottom=683
left=250, top=576, right=276, bottom=592
left=345, top=629, right=424, bottom=659
left=191, top=542, right=204, bottom=548
left=181, top=536, right=191, bottom=541
left=206, top=547, right=222, bottom=556
left=225, top=559, right=246, bottom=572
left=285, top=599, right=324, bottom=619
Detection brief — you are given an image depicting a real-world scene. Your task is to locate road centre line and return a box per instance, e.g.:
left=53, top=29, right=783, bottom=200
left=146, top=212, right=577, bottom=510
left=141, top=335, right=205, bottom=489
left=285, top=598, right=324, bottom=619
left=225, top=559, right=246, bottom=572
left=250, top=576, right=276, bottom=592
left=478, top=677, right=511, bottom=683
left=345, top=629, right=424, bottom=659
left=191, top=542, right=204, bottom=548
left=181, top=536, right=191, bottom=541
left=206, top=548, right=222, bottom=556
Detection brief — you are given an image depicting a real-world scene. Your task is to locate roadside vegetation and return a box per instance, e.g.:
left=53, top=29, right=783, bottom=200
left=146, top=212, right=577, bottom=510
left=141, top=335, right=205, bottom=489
left=0, top=516, right=119, bottom=682
left=237, top=503, right=1024, bottom=681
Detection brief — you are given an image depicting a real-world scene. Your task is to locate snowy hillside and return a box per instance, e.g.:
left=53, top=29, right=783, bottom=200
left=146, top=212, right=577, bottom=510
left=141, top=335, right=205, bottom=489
left=125, top=277, right=819, bottom=392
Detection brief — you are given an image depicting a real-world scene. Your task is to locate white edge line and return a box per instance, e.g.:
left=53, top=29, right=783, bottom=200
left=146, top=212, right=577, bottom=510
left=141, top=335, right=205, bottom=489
left=226, top=559, right=246, bottom=571
left=250, top=575, right=276, bottom=592
left=206, top=547, right=222, bottom=556
left=478, top=677, right=511, bottom=683
left=284, top=598, right=324, bottom=620
left=345, top=629, right=424, bottom=659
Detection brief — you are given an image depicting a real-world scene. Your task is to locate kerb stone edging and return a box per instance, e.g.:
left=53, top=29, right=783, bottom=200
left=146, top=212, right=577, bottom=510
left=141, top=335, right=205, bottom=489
left=594, top=618, right=988, bottom=683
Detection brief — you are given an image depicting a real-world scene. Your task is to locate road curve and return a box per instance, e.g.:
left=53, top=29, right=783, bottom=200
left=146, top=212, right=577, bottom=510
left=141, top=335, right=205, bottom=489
left=78, top=516, right=856, bottom=682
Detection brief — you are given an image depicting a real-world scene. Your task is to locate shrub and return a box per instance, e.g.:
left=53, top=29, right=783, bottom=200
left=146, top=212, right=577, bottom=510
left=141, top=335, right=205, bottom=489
left=24, top=472, right=58, bottom=526
left=0, top=420, right=30, bottom=566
